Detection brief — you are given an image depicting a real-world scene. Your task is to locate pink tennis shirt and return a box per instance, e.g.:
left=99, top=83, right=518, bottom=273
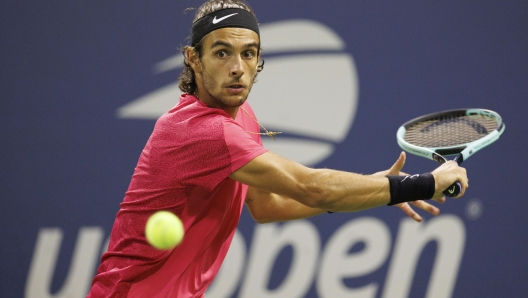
left=88, top=94, right=268, bottom=297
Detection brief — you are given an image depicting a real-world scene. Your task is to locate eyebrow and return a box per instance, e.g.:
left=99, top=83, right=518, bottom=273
left=210, top=41, right=260, bottom=50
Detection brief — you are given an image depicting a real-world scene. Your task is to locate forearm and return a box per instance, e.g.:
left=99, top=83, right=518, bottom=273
left=302, top=169, right=391, bottom=212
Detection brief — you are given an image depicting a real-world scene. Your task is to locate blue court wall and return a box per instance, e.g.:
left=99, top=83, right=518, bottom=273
left=1, top=1, right=527, bottom=297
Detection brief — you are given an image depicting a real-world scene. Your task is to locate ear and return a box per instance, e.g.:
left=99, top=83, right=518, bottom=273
left=256, top=48, right=262, bottom=70
left=185, top=47, right=202, bottom=74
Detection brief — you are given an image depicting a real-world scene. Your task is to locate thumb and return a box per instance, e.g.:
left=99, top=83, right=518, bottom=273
left=388, top=151, right=406, bottom=175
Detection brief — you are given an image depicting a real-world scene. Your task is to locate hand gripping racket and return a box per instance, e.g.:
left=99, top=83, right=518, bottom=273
left=396, top=109, right=505, bottom=197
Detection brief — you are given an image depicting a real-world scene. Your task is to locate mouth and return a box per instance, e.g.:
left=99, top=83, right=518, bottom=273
left=226, top=83, right=246, bottom=94
left=227, top=83, right=244, bottom=89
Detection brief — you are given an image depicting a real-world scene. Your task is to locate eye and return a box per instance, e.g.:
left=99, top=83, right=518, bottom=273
left=216, top=50, right=227, bottom=58
left=243, top=50, right=255, bottom=59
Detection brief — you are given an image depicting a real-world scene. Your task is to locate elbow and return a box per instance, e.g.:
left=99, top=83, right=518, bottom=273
left=252, top=214, right=282, bottom=224
left=254, top=217, right=274, bottom=224
left=247, top=207, right=276, bottom=224
left=251, top=212, right=271, bottom=224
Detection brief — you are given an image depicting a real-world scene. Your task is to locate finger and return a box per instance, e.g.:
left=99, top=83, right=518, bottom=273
left=461, top=173, right=469, bottom=197
left=456, top=182, right=468, bottom=198
left=432, top=197, right=446, bottom=204
left=409, top=200, right=440, bottom=216
left=397, top=202, right=423, bottom=222
left=455, top=168, right=469, bottom=198
left=388, top=152, right=406, bottom=175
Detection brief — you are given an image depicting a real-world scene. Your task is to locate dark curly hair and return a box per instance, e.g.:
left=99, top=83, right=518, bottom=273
left=178, top=0, right=265, bottom=94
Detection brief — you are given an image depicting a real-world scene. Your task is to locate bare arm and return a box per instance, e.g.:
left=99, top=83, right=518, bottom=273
left=244, top=151, right=439, bottom=223
left=230, top=151, right=392, bottom=213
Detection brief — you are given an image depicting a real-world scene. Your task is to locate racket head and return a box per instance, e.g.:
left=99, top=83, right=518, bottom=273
left=397, top=108, right=505, bottom=164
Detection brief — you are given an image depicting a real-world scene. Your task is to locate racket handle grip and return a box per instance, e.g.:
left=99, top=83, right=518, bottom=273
left=443, top=182, right=462, bottom=197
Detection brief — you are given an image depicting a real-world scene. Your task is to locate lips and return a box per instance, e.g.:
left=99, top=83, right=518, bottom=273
left=226, top=83, right=245, bottom=95
left=227, top=83, right=244, bottom=89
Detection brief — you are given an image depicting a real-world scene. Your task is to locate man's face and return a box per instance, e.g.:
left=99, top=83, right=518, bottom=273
left=191, top=27, right=260, bottom=110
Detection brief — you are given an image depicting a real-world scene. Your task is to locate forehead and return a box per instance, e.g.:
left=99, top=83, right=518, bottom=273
left=202, top=27, right=260, bottom=48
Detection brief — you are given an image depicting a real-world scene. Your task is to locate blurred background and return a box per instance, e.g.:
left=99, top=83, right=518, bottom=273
left=1, top=1, right=527, bottom=297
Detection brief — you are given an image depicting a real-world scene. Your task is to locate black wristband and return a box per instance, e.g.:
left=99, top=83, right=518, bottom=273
left=386, top=173, right=435, bottom=206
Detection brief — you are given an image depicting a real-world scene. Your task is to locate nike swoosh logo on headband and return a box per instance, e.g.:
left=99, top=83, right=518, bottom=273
left=212, top=13, right=238, bottom=24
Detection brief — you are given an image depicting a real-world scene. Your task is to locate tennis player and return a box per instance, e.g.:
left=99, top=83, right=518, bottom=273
left=87, top=0, right=468, bottom=297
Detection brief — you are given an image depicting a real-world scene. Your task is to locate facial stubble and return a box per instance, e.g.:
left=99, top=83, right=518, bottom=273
left=200, top=62, right=256, bottom=109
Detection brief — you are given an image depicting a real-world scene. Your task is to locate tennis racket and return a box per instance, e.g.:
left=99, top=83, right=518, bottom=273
left=396, top=108, right=505, bottom=197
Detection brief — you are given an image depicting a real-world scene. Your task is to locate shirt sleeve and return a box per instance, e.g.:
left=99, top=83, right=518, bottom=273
left=222, top=119, right=269, bottom=173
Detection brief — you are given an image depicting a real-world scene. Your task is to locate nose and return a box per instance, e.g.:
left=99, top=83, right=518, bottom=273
left=230, top=56, right=244, bottom=77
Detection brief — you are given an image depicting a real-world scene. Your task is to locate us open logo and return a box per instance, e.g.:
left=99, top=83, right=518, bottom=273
left=117, top=19, right=359, bottom=166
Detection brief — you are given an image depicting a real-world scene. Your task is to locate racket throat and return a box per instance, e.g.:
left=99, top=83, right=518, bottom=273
left=432, top=152, right=464, bottom=165
left=432, top=153, right=447, bottom=164
left=454, top=154, right=464, bottom=164
left=435, top=146, right=467, bottom=157
left=433, top=146, right=466, bottom=165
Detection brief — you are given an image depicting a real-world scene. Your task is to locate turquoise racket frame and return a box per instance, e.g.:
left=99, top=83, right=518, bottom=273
left=396, top=108, right=505, bottom=165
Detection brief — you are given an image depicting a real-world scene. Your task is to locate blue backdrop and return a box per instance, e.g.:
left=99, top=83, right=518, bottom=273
left=1, top=1, right=527, bottom=297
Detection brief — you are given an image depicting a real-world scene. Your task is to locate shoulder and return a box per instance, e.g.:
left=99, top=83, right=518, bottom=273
left=154, top=95, right=261, bottom=143
left=157, top=94, right=230, bottom=135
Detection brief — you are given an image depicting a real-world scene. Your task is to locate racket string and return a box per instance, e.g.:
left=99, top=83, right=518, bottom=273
left=404, top=115, right=498, bottom=147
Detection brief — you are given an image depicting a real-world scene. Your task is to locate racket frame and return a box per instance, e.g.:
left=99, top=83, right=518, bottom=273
left=396, top=108, right=505, bottom=165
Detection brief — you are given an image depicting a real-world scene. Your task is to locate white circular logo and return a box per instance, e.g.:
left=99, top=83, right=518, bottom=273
left=117, top=20, right=359, bottom=166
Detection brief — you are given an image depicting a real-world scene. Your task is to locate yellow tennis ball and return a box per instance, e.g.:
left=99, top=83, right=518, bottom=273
left=145, top=211, right=184, bottom=250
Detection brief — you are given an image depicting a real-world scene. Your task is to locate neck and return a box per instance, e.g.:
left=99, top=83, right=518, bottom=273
left=223, top=107, right=239, bottom=119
